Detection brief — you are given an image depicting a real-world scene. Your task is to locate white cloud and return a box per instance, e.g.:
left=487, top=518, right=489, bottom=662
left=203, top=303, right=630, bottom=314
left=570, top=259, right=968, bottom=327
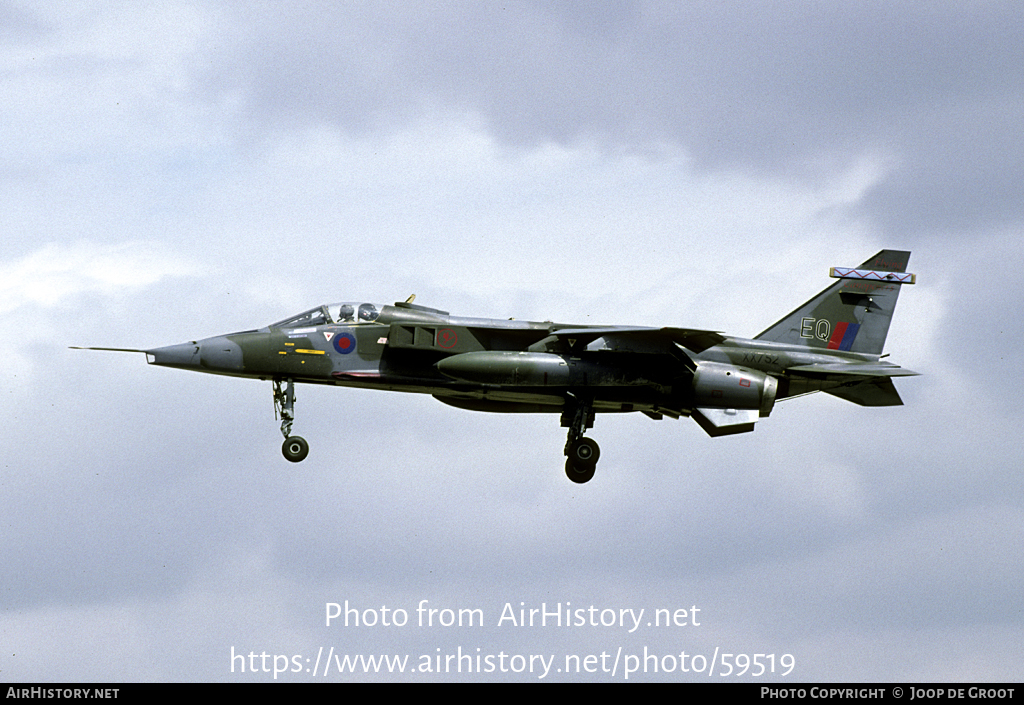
left=0, top=241, right=199, bottom=316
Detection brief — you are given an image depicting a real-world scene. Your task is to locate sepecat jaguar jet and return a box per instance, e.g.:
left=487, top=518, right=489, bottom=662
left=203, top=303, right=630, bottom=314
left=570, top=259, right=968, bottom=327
left=74, top=250, right=917, bottom=483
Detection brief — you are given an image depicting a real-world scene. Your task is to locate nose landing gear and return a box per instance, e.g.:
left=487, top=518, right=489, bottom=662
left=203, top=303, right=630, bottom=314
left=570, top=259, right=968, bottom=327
left=274, top=378, right=308, bottom=462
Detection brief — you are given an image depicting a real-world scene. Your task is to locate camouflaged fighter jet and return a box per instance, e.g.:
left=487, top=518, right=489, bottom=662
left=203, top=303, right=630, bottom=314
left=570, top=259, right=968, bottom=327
left=74, top=250, right=917, bottom=483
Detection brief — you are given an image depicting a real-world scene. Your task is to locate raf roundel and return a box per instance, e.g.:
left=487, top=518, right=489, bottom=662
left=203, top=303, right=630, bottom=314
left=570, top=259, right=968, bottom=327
left=333, top=332, right=357, bottom=355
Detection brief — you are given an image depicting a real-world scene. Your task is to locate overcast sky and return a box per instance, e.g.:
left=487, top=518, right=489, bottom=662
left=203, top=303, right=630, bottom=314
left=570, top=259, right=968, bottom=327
left=3, top=1, right=1022, bottom=682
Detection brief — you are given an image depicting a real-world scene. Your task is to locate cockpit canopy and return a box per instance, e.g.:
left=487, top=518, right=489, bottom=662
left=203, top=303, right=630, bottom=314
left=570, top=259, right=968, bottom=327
left=272, top=302, right=384, bottom=329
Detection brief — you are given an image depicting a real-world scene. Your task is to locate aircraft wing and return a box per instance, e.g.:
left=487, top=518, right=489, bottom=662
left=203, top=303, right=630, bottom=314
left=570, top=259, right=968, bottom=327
left=541, top=327, right=725, bottom=353
left=660, top=328, right=728, bottom=353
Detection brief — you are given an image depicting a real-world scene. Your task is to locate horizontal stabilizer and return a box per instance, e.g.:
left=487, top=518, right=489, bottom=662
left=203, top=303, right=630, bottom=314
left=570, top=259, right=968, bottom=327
left=787, top=363, right=920, bottom=378
left=825, top=378, right=905, bottom=406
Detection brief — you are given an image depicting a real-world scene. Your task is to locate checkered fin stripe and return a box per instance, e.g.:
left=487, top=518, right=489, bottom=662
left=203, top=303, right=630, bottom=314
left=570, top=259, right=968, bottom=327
left=830, top=267, right=916, bottom=284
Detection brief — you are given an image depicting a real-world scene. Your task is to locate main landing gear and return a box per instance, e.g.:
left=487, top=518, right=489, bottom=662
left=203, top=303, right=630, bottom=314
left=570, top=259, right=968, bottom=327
left=563, top=395, right=600, bottom=484
left=274, top=378, right=308, bottom=462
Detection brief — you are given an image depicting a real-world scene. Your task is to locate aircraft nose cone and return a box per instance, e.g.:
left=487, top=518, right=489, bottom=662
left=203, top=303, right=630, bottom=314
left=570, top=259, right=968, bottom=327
left=147, top=337, right=243, bottom=372
left=146, top=342, right=200, bottom=369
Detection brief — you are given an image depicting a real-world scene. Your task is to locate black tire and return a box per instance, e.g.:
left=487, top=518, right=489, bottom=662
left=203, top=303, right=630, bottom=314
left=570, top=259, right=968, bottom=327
left=567, top=437, right=600, bottom=467
left=565, top=459, right=596, bottom=484
left=282, top=436, right=309, bottom=463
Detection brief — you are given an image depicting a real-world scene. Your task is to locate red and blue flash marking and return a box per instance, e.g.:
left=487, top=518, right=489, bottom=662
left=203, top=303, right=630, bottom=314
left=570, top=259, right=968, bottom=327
left=827, top=322, right=861, bottom=351
left=333, top=332, right=357, bottom=354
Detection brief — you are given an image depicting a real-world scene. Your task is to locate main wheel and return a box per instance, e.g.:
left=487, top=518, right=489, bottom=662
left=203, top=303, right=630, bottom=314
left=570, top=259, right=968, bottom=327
left=282, top=435, right=309, bottom=463
left=565, top=459, right=596, bottom=484
left=567, top=437, right=600, bottom=467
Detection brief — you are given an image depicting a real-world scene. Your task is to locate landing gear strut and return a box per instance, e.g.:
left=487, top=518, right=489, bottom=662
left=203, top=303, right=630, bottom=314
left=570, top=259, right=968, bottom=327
left=274, top=378, right=308, bottom=462
left=562, top=395, right=599, bottom=483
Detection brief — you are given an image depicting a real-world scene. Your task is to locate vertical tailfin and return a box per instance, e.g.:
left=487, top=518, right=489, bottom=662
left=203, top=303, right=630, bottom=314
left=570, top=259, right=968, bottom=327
left=754, top=250, right=913, bottom=357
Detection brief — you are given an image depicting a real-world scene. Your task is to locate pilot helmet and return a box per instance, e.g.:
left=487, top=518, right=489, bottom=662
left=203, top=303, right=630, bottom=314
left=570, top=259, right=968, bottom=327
left=358, top=303, right=379, bottom=322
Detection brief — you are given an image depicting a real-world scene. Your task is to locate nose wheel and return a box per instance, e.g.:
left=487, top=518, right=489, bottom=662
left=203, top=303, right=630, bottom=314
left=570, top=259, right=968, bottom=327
left=274, top=378, right=309, bottom=463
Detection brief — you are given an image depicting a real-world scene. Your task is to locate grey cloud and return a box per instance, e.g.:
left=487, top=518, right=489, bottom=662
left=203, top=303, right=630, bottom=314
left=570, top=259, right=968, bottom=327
left=197, top=1, right=1023, bottom=235
left=3, top=1, right=1022, bottom=681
